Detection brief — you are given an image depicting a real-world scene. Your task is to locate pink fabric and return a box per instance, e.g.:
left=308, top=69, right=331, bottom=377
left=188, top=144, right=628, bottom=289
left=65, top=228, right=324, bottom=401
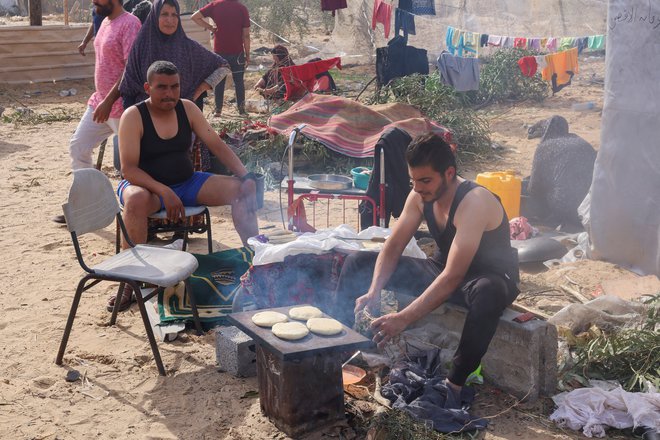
left=514, top=37, right=527, bottom=48
left=279, top=57, right=341, bottom=101
left=88, top=12, right=141, bottom=119
left=372, top=0, right=392, bottom=39
left=509, top=216, right=537, bottom=240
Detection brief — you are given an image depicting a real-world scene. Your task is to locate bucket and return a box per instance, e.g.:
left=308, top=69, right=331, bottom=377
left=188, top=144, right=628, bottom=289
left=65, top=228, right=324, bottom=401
left=350, top=166, right=372, bottom=190
left=475, top=171, right=521, bottom=219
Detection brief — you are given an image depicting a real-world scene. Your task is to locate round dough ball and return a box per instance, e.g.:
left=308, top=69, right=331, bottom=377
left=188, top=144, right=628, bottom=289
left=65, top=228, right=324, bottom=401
left=272, top=322, right=309, bottom=340
left=306, top=317, right=343, bottom=336
left=288, top=305, right=323, bottom=321
left=251, top=311, right=288, bottom=327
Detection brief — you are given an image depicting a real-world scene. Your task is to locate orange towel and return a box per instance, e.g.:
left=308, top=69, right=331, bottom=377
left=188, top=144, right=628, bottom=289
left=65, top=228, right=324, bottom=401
left=542, top=47, right=578, bottom=92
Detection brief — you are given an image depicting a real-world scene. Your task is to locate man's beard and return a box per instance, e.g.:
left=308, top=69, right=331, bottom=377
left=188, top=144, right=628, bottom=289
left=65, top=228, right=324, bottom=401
left=95, top=2, right=114, bottom=17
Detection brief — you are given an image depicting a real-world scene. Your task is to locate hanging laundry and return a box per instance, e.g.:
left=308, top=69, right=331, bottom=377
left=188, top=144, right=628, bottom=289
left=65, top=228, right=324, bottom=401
left=395, top=0, right=416, bottom=38
left=546, top=37, right=558, bottom=52
left=534, top=55, right=547, bottom=70
left=502, top=36, right=514, bottom=48
left=279, top=57, right=342, bottom=101
left=514, top=37, right=527, bottom=48
left=588, top=35, right=605, bottom=50
left=372, top=0, right=392, bottom=38
left=437, top=51, right=480, bottom=92
left=480, top=33, right=489, bottom=47
left=559, top=37, right=576, bottom=51
left=462, top=31, right=480, bottom=56
left=320, top=0, right=347, bottom=16
left=528, top=38, right=541, bottom=51
left=517, top=56, right=537, bottom=77
left=487, top=35, right=503, bottom=47
left=541, top=47, right=578, bottom=94
left=411, top=0, right=435, bottom=15
left=576, top=37, right=588, bottom=54
left=376, top=36, right=429, bottom=86
left=445, top=27, right=478, bottom=57
left=540, top=37, right=548, bottom=48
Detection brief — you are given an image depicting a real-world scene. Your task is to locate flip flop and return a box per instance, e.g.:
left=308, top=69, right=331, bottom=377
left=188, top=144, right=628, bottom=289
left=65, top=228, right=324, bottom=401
left=106, top=286, right=135, bottom=312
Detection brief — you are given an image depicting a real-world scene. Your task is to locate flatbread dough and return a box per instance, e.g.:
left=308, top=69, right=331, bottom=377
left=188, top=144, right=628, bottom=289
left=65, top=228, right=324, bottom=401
left=288, top=305, right=323, bottom=321
left=306, top=317, right=343, bottom=336
left=251, top=311, right=288, bottom=327
left=272, top=322, right=309, bottom=340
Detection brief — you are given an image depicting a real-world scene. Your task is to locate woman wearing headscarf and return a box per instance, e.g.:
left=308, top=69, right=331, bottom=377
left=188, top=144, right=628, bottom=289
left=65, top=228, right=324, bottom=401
left=120, top=0, right=229, bottom=110
left=254, top=44, right=295, bottom=100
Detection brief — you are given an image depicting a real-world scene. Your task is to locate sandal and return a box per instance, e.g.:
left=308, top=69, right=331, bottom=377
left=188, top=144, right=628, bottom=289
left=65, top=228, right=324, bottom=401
left=106, top=285, right=135, bottom=312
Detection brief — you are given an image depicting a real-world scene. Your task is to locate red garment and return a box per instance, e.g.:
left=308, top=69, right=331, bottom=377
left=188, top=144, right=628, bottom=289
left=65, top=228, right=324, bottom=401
left=372, top=0, right=392, bottom=38
left=279, top=57, right=342, bottom=101
left=517, top=56, right=538, bottom=77
left=514, top=37, right=527, bottom=48
left=321, top=0, right=347, bottom=12
left=200, top=0, right=250, bottom=55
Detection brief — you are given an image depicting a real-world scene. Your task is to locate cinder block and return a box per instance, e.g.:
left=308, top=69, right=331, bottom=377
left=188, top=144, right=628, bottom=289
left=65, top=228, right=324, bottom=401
left=397, top=294, right=557, bottom=401
left=215, top=326, right=257, bottom=377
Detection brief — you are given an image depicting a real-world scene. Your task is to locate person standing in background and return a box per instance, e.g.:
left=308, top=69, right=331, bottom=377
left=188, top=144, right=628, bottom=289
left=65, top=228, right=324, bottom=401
left=191, top=0, right=250, bottom=116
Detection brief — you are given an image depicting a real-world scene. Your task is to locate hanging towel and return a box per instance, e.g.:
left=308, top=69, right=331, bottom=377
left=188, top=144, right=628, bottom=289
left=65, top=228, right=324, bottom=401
left=559, top=37, right=576, bottom=51
left=540, top=37, right=548, bottom=48
left=372, top=0, right=392, bottom=38
left=480, top=33, right=489, bottom=47
left=411, top=0, right=435, bottom=15
left=514, top=37, right=527, bottom=48
left=463, top=32, right=480, bottom=56
left=588, top=35, right=604, bottom=50
left=517, top=56, right=538, bottom=77
left=576, top=37, right=589, bottom=54
left=445, top=26, right=457, bottom=53
left=502, top=36, right=514, bottom=48
left=488, top=35, right=503, bottom=47
left=528, top=38, right=541, bottom=51
left=279, top=57, right=342, bottom=101
left=534, top=55, right=547, bottom=70
left=546, top=37, right=558, bottom=52
left=394, top=0, right=415, bottom=37
left=542, top=47, right=578, bottom=94
left=437, top=51, right=480, bottom=92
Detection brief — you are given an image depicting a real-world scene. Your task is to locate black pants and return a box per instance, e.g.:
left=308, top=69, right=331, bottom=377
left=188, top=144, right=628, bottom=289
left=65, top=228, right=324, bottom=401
left=214, top=53, right=246, bottom=114
left=333, top=251, right=518, bottom=386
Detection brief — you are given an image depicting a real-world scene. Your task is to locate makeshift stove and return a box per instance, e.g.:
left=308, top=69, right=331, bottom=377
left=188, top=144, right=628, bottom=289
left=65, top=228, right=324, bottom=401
left=228, top=305, right=372, bottom=438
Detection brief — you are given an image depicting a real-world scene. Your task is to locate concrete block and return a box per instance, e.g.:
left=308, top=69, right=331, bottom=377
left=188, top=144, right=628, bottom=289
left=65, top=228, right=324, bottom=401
left=215, top=326, right=257, bottom=377
left=397, top=294, right=557, bottom=401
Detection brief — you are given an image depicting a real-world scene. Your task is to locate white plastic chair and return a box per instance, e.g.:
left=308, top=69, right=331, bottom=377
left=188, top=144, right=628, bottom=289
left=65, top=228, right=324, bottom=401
left=55, top=168, right=202, bottom=376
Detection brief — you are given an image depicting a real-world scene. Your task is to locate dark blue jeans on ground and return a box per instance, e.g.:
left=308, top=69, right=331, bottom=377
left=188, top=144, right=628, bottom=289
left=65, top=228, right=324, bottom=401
left=214, top=53, right=246, bottom=114
left=333, top=251, right=518, bottom=386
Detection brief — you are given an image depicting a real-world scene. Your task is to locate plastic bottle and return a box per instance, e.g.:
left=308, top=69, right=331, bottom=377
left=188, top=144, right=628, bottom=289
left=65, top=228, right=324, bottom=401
left=572, top=101, right=596, bottom=111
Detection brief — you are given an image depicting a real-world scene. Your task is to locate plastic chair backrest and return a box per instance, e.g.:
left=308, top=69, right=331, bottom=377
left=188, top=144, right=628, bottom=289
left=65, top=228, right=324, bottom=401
left=62, top=168, right=120, bottom=236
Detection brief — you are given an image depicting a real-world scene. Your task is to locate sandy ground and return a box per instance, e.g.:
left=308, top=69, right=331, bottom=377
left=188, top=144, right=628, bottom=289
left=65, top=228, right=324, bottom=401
left=0, top=52, right=635, bottom=440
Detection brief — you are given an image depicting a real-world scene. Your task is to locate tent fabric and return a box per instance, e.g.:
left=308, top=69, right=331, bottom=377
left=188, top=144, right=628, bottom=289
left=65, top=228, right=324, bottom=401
left=267, top=94, right=451, bottom=158
left=588, top=0, right=660, bottom=276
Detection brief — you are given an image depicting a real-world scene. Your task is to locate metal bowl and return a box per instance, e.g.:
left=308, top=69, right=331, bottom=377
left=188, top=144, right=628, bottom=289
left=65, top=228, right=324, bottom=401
left=307, top=174, right=353, bottom=190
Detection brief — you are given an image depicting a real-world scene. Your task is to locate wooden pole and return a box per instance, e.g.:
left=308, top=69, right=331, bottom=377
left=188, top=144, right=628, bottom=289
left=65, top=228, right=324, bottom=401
left=64, top=0, right=69, bottom=25
left=29, top=0, right=42, bottom=26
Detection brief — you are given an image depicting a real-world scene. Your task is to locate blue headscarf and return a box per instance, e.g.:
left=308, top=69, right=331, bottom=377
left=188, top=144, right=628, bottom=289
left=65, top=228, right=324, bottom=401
left=120, top=0, right=226, bottom=106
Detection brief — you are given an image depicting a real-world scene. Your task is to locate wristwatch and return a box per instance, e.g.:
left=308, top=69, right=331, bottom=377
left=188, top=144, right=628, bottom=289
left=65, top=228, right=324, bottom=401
left=240, top=172, right=258, bottom=182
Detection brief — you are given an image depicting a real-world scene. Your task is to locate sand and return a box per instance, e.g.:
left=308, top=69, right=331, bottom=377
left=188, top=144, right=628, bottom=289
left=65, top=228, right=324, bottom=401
left=0, top=53, right=623, bottom=440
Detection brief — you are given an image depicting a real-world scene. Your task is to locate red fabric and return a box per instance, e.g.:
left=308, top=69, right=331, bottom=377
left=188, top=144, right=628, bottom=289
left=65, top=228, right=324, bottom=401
left=200, top=0, right=250, bottom=55
left=279, top=57, right=342, bottom=101
left=517, top=56, right=538, bottom=77
left=372, top=0, right=392, bottom=38
left=321, top=0, right=347, bottom=11
left=514, top=37, right=527, bottom=48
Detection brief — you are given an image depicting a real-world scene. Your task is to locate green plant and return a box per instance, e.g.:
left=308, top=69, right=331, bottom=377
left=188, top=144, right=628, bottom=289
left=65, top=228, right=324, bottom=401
left=470, top=48, right=549, bottom=104
left=2, top=107, right=80, bottom=126
left=242, top=0, right=321, bottom=41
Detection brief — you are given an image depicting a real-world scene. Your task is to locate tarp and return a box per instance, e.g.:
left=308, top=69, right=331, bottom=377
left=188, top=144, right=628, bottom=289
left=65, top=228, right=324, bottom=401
left=588, top=0, right=660, bottom=276
left=268, top=93, right=451, bottom=158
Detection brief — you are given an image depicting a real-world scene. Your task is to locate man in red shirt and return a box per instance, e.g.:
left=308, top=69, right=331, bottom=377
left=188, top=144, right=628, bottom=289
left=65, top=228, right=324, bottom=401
left=192, top=0, right=250, bottom=116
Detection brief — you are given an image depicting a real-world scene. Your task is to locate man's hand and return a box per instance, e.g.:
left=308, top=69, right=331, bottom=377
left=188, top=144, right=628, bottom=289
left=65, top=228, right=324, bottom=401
left=78, top=42, right=88, bottom=56
left=208, top=24, right=217, bottom=34
left=370, top=312, right=410, bottom=349
left=239, top=178, right=257, bottom=213
left=161, top=188, right=185, bottom=222
left=244, top=53, right=250, bottom=66
left=92, top=99, right=113, bottom=123
left=354, top=291, right=380, bottom=317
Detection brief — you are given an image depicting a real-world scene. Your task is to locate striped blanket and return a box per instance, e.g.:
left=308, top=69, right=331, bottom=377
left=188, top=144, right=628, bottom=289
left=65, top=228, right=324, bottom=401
left=268, top=94, right=451, bottom=158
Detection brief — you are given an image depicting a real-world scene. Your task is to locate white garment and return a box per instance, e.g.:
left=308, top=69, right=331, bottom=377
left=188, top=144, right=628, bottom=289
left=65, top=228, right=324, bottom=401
left=69, top=106, right=120, bottom=170
left=535, top=55, right=548, bottom=70
left=550, top=384, right=660, bottom=438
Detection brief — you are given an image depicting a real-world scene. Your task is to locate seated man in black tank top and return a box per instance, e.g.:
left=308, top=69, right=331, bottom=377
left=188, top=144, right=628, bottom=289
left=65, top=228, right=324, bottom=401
left=112, top=60, right=259, bottom=310
left=333, top=133, right=519, bottom=409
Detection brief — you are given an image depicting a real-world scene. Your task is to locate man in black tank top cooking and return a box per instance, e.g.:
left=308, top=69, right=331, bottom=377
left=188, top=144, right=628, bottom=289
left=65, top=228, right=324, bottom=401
left=334, top=133, right=519, bottom=409
left=111, top=61, right=258, bottom=309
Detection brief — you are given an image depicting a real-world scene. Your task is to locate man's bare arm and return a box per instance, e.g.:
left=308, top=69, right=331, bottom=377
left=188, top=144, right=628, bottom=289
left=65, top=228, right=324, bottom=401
left=184, top=100, right=248, bottom=178
left=78, top=23, right=94, bottom=56
left=191, top=10, right=216, bottom=33
left=242, top=27, right=250, bottom=64
left=93, top=76, right=122, bottom=123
